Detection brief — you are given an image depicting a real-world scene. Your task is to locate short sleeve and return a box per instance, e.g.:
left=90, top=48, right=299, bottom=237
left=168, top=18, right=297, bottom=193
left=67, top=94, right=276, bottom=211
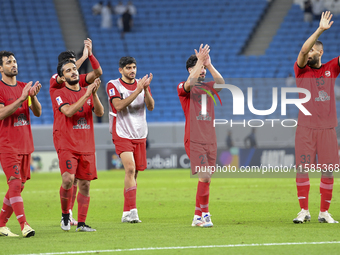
left=79, top=74, right=90, bottom=87
left=106, top=82, right=121, bottom=102
left=177, top=82, right=189, bottom=97
left=330, top=56, right=340, bottom=76
left=52, top=89, right=69, bottom=112
left=294, top=61, right=309, bottom=78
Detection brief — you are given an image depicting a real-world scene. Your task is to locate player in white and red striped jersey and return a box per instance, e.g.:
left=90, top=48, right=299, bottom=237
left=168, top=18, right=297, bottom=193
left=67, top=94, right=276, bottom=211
left=106, top=57, right=154, bottom=223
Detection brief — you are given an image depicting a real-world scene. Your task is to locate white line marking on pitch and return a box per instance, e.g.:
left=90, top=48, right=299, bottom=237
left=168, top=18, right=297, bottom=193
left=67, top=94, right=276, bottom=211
left=16, top=241, right=340, bottom=255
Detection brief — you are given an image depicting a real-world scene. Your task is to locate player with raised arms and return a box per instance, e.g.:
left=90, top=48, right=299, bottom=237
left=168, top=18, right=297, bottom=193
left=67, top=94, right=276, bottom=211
left=293, top=11, right=339, bottom=224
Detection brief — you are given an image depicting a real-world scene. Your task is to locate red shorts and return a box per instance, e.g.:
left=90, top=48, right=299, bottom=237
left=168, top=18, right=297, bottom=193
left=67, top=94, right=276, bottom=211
left=185, top=140, right=217, bottom=175
left=113, top=137, right=147, bottom=171
left=0, top=154, right=31, bottom=183
left=58, top=150, right=97, bottom=181
left=295, top=126, right=339, bottom=170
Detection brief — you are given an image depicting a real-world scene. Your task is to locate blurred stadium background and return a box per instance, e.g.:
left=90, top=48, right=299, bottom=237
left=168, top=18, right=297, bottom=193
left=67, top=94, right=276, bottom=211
left=1, top=0, right=340, bottom=171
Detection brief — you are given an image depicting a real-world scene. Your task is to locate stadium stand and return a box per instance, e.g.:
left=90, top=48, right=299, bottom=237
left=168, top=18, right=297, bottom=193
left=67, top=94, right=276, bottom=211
left=0, top=0, right=65, bottom=124
left=2, top=0, right=340, bottom=123
left=78, top=0, right=269, bottom=122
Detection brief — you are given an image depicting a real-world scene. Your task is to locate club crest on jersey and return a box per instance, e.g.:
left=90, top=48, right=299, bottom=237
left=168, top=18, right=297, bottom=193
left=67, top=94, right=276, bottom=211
left=109, top=88, right=115, bottom=96
left=14, top=113, right=29, bottom=127
left=325, top=71, right=331, bottom=77
left=315, top=90, right=330, bottom=101
left=179, top=83, right=183, bottom=89
left=87, top=99, right=91, bottom=106
left=56, top=96, right=63, bottom=106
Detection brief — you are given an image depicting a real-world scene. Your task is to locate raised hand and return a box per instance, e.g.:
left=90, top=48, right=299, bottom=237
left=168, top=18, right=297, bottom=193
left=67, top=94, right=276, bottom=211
left=84, top=38, right=93, bottom=56
left=82, top=42, right=89, bottom=59
left=92, top=78, right=101, bottom=94
left=20, top=82, right=32, bottom=101
left=203, top=54, right=211, bottom=67
left=319, top=11, right=334, bottom=31
left=194, top=44, right=210, bottom=63
left=144, top=73, right=153, bottom=89
left=137, top=75, right=148, bottom=92
left=29, top=81, right=42, bottom=97
left=85, top=82, right=97, bottom=97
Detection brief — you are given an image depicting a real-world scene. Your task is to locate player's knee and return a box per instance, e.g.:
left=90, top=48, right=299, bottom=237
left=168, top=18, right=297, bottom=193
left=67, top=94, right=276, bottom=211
left=62, top=175, right=74, bottom=189
left=79, top=181, right=90, bottom=194
left=125, top=165, right=135, bottom=177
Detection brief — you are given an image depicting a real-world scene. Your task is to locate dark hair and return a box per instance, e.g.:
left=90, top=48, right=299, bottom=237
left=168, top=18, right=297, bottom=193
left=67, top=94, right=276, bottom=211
left=0, top=51, right=15, bottom=66
left=58, top=50, right=76, bottom=63
left=186, top=54, right=198, bottom=71
left=315, top=40, right=323, bottom=49
left=57, top=59, right=76, bottom=77
left=119, top=56, right=136, bottom=68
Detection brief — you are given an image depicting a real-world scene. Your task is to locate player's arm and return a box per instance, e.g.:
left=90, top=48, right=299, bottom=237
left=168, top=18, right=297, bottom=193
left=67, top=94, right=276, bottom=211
left=0, top=82, right=31, bottom=120
left=144, top=73, right=154, bottom=111
left=204, top=55, right=224, bottom=93
left=84, top=38, right=103, bottom=84
left=91, top=78, right=104, bottom=117
left=29, top=81, right=42, bottom=117
left=184, top=44, right=210, bottom=92
left=111, top=75, right=147, bottom=112
left=297, top=11, right=333, bottom=67
left=59, top=83, right=97, bottom=117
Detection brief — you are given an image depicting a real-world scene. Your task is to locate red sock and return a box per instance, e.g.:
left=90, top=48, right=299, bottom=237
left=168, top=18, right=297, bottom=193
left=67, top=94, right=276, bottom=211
left=70, top=184, right=77, bottom=211
left=0, top=190, right=13, bottom=227
left=197, top=181, right=210, bottom=213
left=77, top=193, right=90, bottom=223
left=195, top=187, right=202, bottom=216
left=296, top=173, right=310, bottom=210
left=320, top=176, right=334, bottom=212
left=125, top=186, right=136, bottom=210
left=8, top=179, right=27, bottom=230
left=123, top=188, right=129, bottom=212
left=60, top=186, right=72, bottom=214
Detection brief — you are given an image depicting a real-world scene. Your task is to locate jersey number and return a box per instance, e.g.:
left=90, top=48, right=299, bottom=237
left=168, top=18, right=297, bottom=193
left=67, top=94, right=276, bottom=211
left=300, top=155, right=311, bottom=164
left=66, top=160, right=72, bottom=170
left=316, top=77, right=324, bottom=87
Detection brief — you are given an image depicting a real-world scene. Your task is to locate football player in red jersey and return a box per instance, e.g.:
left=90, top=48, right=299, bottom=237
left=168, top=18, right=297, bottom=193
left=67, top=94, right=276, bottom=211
left=293, top=11, right=339, bottom=224
left=53, top=59, right=104, bottom=232
left=177, top=44, right=224, bottom=227
left=0, top=51, right=42, bottom=237
left=50, top=38, right=103, bottom=226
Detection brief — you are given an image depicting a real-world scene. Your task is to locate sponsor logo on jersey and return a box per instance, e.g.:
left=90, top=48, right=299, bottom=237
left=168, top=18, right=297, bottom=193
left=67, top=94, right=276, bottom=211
left=73, top=117, right=90, bottom=129
left=56, top=96, right=63, bottom=106
left=315, top=90, right=330, bottom=101
left=14, top=113, right=29, bottom=127
left=109, top=88, right=115, bottom=96
left=196, top=111, right=212, bottom=121
left=325, top=71, right=331, bottom=77
left=87, top=99, right=91, bottom=106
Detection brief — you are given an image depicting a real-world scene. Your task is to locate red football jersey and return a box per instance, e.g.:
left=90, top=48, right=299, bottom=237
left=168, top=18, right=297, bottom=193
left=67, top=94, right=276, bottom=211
left=177, top=81, right=216, bottom=144
left=52, top=86, right=95, bottom=153
left=50, top=73, right=90, bottom=150
left=0, top=81, right=34, bottom=154
left=294, top=57, right=340, bottom=128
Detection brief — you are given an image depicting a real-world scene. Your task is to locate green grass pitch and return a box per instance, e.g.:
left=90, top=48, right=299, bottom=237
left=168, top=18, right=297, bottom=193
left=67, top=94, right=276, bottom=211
left=0, top=169, right=340, bottom=255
